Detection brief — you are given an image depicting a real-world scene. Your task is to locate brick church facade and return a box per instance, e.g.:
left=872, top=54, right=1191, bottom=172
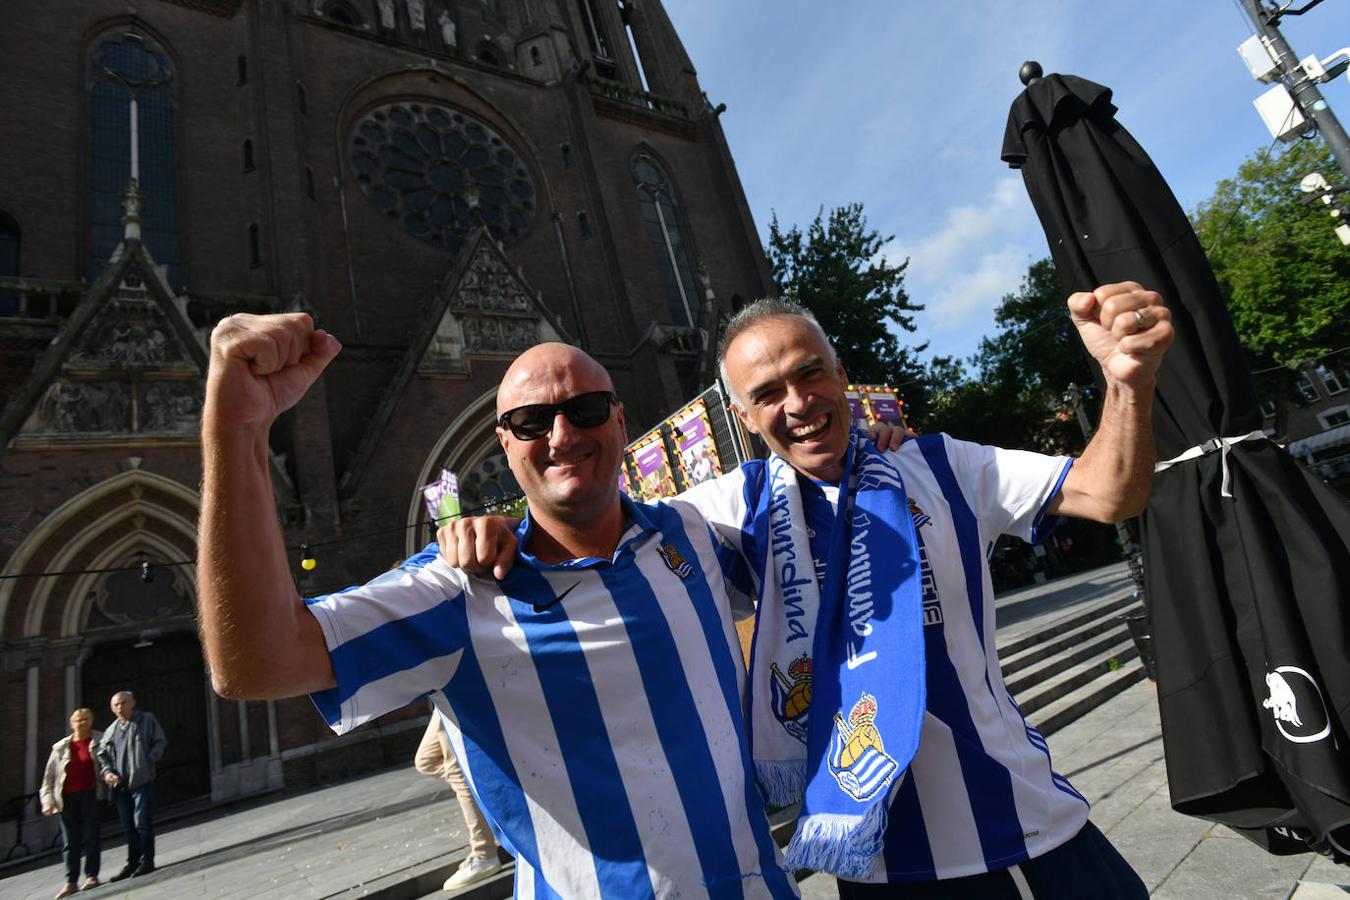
left=0, top=0, right=772, bottom=850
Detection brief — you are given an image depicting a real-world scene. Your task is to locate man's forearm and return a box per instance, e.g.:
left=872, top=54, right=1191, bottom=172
left=1056, top=379, right=1156, bottom=522
left=198, top=414, right=334, bottom=699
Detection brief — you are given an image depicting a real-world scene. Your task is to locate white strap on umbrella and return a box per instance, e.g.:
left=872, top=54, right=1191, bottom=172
left=1154, top=430, right=1266, bottom=499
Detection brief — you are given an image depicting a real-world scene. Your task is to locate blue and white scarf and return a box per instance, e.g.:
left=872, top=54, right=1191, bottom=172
left=746, top=430, right=927, bottom=878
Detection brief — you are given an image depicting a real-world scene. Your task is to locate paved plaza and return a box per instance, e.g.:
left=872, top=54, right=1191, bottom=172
left=4, top=564, right=1346, bottom=899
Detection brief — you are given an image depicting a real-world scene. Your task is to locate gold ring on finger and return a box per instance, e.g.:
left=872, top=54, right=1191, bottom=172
left=1133, top=308, right=1147, bottom=332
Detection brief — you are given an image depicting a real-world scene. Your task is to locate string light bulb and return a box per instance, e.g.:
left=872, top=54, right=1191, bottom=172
left=140, top=561, right=154, bottom=583
left=300, top=545, right=317, bottom=571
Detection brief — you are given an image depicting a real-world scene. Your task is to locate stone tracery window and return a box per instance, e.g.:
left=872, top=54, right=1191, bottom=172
left=348, top=102, right=536, bottom=256
left=89, top=32, right=180, bottom=287
left=456, top=450, right=520, bottom=511
left=633, top=154, right=697, bottom=327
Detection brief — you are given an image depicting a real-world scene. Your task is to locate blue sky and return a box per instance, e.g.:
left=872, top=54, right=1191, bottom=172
left=664, top=1, right=1350, bottom=365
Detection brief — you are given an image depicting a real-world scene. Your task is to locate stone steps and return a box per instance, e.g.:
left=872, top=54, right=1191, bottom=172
left=996, top=589, right=1139, bottom=660
left=999, top=590, right=1150, bottom=738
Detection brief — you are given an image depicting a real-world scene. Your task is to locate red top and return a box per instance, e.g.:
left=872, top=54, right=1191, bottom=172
left=63, top=738, right=95, bottom=794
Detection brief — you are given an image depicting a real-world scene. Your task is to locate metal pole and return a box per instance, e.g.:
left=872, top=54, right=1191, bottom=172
left=129, top=94, right=140, bottom=184
left=1242, top=0, right=1350, bottom=174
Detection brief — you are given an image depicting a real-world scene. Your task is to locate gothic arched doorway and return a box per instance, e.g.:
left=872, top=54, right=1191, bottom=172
left=82, top=632, right=210, bottom=812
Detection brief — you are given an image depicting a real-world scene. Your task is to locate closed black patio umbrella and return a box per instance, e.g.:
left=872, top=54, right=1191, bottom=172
left=1003, top=67, right=1350, bottom=862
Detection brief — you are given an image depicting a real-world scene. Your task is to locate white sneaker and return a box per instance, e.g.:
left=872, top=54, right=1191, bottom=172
left=442, top=854, right=502, bottom=891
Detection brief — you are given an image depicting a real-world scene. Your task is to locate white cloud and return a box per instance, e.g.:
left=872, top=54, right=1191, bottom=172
left=920, top=245, right=1032, bottom=330
left=893, top=178, right=1027, bottom=276
left=885, top=177, right=1040, bottom=337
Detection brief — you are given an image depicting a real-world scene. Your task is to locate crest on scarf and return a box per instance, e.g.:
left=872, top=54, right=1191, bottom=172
left=828, top=693, right=899, bottom=802
left=657, top=543, right=694, bottom=579
left=770, top=654, right=812, bottom=743
left=908, top=498, right=931, bottom=530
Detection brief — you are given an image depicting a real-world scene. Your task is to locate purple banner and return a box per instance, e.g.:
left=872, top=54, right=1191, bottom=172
left=672, top=401, right=721, bottom=488
left=633, top=438, right=677, bottom=499
left=868, top=390, right=903, bottom=423
left=846, top=390, right=866, bottom=422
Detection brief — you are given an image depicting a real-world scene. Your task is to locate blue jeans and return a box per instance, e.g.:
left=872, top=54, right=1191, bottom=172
left=113, top=781, right=155, bottom=866
left=58, top=789, right=100, bottom=883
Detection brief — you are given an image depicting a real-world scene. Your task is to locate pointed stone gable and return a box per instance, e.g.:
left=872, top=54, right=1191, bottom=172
left=338, top=230, right=571, bottom=495
left=418, top=234, right=568, bottom=376
left=4, top=243, right=207, bottom=448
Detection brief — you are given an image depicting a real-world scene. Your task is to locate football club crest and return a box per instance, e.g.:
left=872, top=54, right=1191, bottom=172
left=908, top=498, right=931, bottom=530
left=657, top=543, right=694, bottom=579
left=770, top=654, right=812, bottom=743
left=828, top=693, right=899, bottom=802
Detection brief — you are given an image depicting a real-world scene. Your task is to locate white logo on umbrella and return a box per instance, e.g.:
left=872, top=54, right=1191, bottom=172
left=1261, top=666, right=1331, bottom=744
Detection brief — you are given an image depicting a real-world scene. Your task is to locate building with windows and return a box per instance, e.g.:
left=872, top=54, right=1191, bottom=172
left=1268, top=357, right=1350, bottom=487
left=0, top=0, right=773, bottom=851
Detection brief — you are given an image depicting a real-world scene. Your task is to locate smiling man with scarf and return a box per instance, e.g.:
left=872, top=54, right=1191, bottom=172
left=701, top=285, right=1169, bottom=898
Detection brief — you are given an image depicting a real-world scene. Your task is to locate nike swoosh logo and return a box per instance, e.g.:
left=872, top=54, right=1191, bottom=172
left=533, top=580, right=581, bottom=613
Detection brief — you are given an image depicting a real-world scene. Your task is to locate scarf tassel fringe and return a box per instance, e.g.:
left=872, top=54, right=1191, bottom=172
left=785, top=804, right=890, bottom=881
left=755, top=760, right=807, bottom=808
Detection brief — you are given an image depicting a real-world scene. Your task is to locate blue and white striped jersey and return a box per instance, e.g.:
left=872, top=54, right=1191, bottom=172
left=306, top=497, right=797, bottom=899
left=680, top=433, right=1089, bottom=883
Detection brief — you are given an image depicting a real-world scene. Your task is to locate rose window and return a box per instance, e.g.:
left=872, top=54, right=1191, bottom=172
left=348, top=102, right=536, bottom=254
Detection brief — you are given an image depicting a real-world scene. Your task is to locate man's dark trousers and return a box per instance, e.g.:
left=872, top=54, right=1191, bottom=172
left=113, top=781, right=154, bottom=866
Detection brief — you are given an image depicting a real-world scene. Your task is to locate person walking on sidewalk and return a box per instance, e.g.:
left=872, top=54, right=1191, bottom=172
left=414, top=708, right=503, bottom=891
left=96, top=690, right=166, bottom=881
left=40, top=708, right=105, bottom=898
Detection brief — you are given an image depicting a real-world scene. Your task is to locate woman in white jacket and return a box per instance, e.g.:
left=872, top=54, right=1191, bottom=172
left=40, top=708, right=105, bottom=898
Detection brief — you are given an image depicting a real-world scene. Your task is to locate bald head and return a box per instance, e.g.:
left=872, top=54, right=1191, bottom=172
left=497, top=343, right=614, bottom=416
left=495, top=343, right=627, bottom=550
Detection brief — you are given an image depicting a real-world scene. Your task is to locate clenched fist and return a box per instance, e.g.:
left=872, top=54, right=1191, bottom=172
left=1067, top=282, right=1173, bottom=390
left=205, top=313, right=342, bottom=432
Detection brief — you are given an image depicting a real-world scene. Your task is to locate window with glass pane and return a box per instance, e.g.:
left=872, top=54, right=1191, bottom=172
left=1316, top=364, right=1347, bottom=395
left=0, top=210, right=18, bottom=316
left=1295, top=369, right=1319, bottom=405
left=89, top=35, right=179, bottom=288
left=577, top=0, right=613, bottom=59
left=633, top=156, right=696, bottom=327
left=1322, top=408, right=1350, bottom=428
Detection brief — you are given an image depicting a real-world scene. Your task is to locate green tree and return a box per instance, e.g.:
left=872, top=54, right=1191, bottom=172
left=974, top=258, right=1094, bottom=397
left=765, top=204, right=926, bottom=399
left=919, top=355, right=1023, bottom=447
left=920, top=258, right=1092, bottom=453
left=1192, top=140, right=1350, bottom=433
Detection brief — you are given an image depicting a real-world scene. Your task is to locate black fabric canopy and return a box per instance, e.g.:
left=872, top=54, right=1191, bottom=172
left=1004, top=73, right=1350, bottom=862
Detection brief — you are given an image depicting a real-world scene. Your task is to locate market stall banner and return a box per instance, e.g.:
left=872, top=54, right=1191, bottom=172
left=846, top=389, right=867, bottom=424
left=865, top=389, right=904, bottom=424
left=632, top=436, right=677, bottom=500
left=670, top=400, right=723, bottom=489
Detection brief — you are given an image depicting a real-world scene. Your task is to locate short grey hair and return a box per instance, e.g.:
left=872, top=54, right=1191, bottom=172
left=716, top=297, right=837, bottom=406
left=112, top=690, right=134, bottom=702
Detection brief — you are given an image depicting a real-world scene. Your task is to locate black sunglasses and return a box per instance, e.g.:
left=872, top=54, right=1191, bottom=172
left=498, top=391, right=619, bottom=440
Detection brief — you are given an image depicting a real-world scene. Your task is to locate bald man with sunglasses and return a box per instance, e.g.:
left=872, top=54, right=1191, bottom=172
left=197, top=313, right=818, bottom=898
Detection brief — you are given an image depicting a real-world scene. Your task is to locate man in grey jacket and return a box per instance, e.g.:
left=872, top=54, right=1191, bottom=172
left=96, top=690, right=167, bottom=880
